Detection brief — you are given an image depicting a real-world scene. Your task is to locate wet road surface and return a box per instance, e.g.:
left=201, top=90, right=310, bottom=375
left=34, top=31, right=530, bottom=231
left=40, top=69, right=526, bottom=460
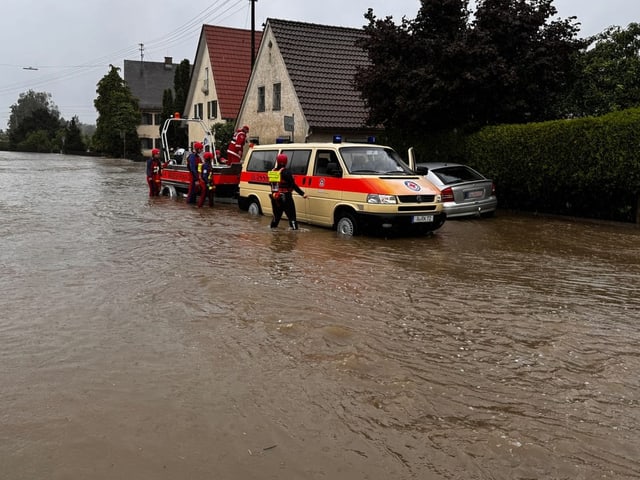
left=1, top=152, right=639, bottom=479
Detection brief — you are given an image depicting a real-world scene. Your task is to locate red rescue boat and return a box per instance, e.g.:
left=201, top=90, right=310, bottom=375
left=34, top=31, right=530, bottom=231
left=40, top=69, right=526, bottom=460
left=159, top=115, right=241, bottom=198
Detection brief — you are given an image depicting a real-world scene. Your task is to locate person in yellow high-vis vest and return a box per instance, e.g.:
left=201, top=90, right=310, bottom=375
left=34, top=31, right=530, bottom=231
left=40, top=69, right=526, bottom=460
left=269, top=153, right=307, bottom=230
left=197, top=151, right=215, bottom=208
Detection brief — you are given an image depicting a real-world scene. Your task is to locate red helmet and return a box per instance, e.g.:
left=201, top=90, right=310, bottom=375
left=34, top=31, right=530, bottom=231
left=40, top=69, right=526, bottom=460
left=242, top=125, right=249, bottom=132
left=193, top=142, right=204, bottom=151
left=203, top=151, right=214, bottom=160
left=276, top=153, right=288, bottom=166
left=151, top=148, right=160, bottom=156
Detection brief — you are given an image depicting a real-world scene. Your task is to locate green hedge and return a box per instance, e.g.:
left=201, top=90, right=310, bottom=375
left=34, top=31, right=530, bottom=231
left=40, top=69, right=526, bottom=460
left=416, top=109, right=640, bottom=223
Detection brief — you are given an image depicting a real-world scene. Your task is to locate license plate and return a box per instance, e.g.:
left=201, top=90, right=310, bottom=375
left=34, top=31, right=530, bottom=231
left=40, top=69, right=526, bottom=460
left=465, top=189, right=484, bottom=199
left=412, top=215, right=434, bottom=223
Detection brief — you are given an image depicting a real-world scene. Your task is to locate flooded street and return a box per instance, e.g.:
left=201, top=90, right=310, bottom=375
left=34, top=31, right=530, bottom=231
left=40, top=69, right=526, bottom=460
left=1, top=152, right=639, bottom=479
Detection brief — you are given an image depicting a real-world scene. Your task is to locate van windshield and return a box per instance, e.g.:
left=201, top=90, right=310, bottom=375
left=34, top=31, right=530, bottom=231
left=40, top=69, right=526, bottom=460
left=340, top=146, right=413, bottom=175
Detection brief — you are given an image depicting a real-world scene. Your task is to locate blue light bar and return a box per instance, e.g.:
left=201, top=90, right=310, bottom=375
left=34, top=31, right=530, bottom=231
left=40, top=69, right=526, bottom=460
left=333, top=135, right=343, bottom=143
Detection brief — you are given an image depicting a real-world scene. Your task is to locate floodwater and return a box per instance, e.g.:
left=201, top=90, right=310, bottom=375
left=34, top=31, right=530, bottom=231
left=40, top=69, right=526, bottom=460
left=1, top=152, right=639, bottom=480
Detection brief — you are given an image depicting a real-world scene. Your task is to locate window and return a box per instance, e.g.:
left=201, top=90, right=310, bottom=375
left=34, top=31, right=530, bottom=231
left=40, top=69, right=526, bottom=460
left=433, top=166, right=484, bottom=185
left=257, top=86, right=265, bottom=112
left=140, top=138, right=153, bottom=150
left=154, top=113, right=163, bottom=125
left=313, top=150, right=341, bottom=176
left=246, top=149, right=278, bottom=172
left=141, top=112, right=153, bottom=125
left=202, top=67, right=209, bottom=94
left=193, top=103, right=203, bottom=119
left=272, top=83, right=281, bottom=111
left=207, top=100, right=218, bottom=119
left=281, top=149, right=311, bottom=175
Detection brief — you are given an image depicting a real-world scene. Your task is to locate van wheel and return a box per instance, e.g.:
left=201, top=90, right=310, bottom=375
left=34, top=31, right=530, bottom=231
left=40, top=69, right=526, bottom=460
left=247, top=199, right=261, bottom=216
left=336, top=212, right=358, bottom=236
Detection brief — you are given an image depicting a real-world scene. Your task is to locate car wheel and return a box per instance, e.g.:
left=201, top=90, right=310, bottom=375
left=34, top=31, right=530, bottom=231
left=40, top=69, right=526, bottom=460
left=336, top=212, right=358, bottom=236
left=247, top=199, right=261, bottom=216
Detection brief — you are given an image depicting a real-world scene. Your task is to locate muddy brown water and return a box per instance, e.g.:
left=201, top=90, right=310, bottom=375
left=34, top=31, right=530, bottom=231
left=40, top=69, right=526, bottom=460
left=1, top=152, right=639, bottom=479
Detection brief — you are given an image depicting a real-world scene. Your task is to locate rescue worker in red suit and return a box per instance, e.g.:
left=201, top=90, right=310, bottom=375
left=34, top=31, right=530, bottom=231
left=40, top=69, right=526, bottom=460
left=215, top=149, right=225, bottom=164
left=146, top=148, right=162, bottom=196
left=197, top=151, right=215, bottom=208
left=226, top=125, right=249, bottom=164
left=186, top=142, right=203, bottom=204
left=269, top=153, right=307, bottom=230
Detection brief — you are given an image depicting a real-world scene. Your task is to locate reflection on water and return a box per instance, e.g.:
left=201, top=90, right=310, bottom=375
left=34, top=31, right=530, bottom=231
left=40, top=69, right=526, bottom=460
left=1, top=152, right=639, bottom=480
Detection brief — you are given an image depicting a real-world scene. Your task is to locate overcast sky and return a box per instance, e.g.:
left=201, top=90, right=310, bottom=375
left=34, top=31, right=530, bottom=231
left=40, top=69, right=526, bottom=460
left=1, top=0, right=639, bottom=128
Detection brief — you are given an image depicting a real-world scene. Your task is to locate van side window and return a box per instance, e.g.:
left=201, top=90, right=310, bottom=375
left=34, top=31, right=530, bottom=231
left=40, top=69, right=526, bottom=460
left=281, top=149, right=311, bottom=175
left=313, top=150, right=341, bottom=177
left=246, top=150, right=277, bottom=172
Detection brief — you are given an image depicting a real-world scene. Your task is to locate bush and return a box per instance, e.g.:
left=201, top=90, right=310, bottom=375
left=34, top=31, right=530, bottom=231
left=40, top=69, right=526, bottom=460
left=458, top=109, right=640, bottom=223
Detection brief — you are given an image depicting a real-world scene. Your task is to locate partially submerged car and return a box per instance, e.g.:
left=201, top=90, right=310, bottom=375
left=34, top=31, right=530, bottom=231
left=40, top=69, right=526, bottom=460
left=416, top=162, right=497, bottom=218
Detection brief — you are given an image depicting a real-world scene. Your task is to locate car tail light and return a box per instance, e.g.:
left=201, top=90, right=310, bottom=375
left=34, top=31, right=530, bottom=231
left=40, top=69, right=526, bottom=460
left=491, top=182, right=496, bottom=196
left=441, top=186, right=454, bottom=202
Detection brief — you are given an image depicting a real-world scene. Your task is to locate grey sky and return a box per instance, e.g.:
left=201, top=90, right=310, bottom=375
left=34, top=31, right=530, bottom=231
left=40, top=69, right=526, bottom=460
left=1, top=0, right=638, bottom=128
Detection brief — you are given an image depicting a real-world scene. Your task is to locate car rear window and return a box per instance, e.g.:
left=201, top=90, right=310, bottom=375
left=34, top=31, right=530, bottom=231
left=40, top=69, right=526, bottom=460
left=433, top=166, right=483, bottom=185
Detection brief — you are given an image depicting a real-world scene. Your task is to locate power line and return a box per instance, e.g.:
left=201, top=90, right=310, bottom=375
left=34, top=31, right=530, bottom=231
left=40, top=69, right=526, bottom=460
left=0, top=0, right=249, bottom=125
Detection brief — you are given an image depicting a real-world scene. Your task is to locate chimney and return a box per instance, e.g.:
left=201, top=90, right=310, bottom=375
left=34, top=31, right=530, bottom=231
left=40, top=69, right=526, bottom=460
left=164, top=57, right=173, bottom=70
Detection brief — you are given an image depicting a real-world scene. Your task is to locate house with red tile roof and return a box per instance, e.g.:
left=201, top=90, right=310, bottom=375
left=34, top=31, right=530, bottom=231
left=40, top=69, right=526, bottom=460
left=236, top=18, right=382, bottom=146
left=183, top=24, right=262, bottom=146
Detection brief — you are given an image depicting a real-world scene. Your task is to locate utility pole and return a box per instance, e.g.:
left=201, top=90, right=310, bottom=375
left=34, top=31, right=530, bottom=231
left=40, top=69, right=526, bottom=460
left=250, top=0, right=257, bottom=68
left=139, top=43, right=145, bottom=75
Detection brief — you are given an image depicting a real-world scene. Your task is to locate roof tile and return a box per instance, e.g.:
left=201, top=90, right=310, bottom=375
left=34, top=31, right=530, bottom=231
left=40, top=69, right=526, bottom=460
left=267, top=18, right=371, bottom=130
left=203, top=25, right=263, bottom=120
left=124, top=59, right=176, bottom=109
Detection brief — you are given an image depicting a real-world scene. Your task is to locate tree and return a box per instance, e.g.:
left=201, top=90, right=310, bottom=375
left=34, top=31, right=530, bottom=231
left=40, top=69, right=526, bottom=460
left=355, top=0, right=582, bottom=140
left=213, top=121, right=235, bottom=153
left=18, top=130, right=52, bottom=153
left=355, top=0, right=472, bottom=141
left=173, top=59, right=191, bottom=117
left=7, top=90, right=63, bottom=151
left=560, top=23, right=640, bottom=117
left=159, top=59, right=191, bottom=150
left=63, top=116, right=86, bottom=153
left=93, top=65, right=140, bottom=158
left=469, top=0, right=583, bottom=125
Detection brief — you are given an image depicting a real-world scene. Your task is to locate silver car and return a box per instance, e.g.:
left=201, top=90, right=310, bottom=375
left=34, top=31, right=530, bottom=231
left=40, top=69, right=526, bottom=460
left=416, top=162, right=497, bottom=218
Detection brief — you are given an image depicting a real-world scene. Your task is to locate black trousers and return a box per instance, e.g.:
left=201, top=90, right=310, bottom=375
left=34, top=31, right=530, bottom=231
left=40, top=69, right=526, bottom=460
left=270, top=192, right=298, bottom=229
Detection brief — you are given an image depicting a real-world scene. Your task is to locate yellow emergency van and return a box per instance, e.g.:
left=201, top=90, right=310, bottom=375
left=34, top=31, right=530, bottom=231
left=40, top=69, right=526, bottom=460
left=238, top=141, right=446, bottom=235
